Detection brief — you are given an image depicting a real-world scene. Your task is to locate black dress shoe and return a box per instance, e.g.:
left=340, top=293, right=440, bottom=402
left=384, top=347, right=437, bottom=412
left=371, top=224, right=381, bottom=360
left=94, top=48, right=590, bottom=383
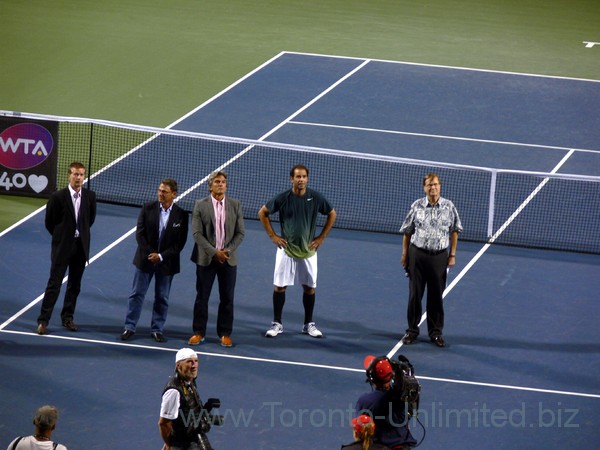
left=62, top=319, right=79, bottom=331
left=431, top=335, right=446, bottom=348
left=37, top=323, right=48, bottom=335
left=120, top=330, right=135, bottom=341
left=151, top=332, right=166, bottom=343
left=402, top=333, right=417, bottom=345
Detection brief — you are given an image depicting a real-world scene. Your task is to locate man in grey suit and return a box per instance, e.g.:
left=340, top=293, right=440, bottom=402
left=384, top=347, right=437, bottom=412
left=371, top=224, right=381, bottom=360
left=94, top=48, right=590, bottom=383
left=189, top=171, right=245, bottom=347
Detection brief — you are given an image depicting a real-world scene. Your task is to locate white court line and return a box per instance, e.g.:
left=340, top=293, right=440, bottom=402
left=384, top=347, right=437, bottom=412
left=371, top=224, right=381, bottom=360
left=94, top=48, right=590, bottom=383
left=2, top=329, right=598, bottom=399
left=0, top=226, right=138, bottom=330
left=165, top=51, right=290, bottom=129
left=285, top=50, right=600, bottom=83
left=288, top=120, right=600, bottom=155
left=0, top=205, right=47, bottom=239
left=386, top=150, right=577, bottom=359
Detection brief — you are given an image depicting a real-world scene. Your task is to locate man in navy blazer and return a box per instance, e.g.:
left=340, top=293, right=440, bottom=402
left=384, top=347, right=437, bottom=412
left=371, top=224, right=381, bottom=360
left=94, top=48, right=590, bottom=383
left=188, top=171, right=245, bottom=347
left=120, top=178, right=189, bottom=343
left=37, top=162, right=97, bottom=335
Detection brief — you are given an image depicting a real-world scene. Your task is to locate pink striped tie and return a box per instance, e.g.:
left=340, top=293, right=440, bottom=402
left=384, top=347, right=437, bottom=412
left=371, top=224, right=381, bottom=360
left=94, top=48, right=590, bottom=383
left=215, top=201, right=224, bottom=250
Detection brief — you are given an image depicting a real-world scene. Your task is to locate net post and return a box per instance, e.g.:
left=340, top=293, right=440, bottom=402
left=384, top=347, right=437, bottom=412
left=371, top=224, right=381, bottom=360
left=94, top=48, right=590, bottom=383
left=487, top=170, right=497, bottom=239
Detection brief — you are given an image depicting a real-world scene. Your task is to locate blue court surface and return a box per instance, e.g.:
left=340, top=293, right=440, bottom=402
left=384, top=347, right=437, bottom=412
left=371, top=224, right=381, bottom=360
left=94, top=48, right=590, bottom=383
left=1, top=52, right=599, bottom=450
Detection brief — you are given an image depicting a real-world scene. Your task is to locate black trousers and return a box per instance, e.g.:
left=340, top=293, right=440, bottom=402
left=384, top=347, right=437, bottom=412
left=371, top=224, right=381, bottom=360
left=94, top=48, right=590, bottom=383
left=38, top=238, right=86, bottom=324
left=406, top=245, right=448, bottom=337
left=192, top=261, right=237, bottom=337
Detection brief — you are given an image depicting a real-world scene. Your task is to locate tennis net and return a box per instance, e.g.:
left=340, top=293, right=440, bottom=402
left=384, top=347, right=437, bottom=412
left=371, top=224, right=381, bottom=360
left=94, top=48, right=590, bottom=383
left=2, top=111, right=599, bottom=254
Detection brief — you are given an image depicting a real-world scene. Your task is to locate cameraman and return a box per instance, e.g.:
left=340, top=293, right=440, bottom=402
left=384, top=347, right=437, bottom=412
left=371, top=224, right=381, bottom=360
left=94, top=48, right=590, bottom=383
left=158, top=348, right=221, bottom=450
left=356, top=355, right=417, bottom=450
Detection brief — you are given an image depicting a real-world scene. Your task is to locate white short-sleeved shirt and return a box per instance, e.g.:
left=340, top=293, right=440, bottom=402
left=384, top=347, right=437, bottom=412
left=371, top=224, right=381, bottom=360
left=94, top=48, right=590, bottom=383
left=160, top=388, right=182, bottom=420
left=6, top=435, right=68, bottom=450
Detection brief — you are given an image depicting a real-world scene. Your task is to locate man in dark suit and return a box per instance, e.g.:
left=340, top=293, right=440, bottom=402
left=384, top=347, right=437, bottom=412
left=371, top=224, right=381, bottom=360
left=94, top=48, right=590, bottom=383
left=37, top=161, right=97, bottom=335
left=188, top=171, right=245, bottom=347
left=120, top=178, right=188, bottom=343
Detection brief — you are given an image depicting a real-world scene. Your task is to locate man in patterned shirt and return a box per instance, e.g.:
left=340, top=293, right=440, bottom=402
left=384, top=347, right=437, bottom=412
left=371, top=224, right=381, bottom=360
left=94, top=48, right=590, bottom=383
left=258, top=164, right=336, bottom=339
left=399, top=173, right=463, bottom=348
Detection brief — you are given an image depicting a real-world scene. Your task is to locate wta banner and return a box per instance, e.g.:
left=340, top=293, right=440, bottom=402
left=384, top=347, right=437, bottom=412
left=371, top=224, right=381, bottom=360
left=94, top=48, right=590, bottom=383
left=0, top=116, right=58, bottom=198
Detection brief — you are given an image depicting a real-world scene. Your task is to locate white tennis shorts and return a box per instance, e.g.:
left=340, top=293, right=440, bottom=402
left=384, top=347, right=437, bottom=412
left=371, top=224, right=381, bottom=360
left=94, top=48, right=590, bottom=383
left=273, top=247, right=318, bottom=288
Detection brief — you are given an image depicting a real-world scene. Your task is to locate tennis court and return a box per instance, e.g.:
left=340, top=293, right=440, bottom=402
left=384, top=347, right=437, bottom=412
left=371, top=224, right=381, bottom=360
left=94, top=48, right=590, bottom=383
left=1, top=51, right=599, bottom=450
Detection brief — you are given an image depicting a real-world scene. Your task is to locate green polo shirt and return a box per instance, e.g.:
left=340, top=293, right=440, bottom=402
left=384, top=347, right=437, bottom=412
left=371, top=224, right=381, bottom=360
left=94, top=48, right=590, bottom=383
left=265, top=188, right=333, bottom=259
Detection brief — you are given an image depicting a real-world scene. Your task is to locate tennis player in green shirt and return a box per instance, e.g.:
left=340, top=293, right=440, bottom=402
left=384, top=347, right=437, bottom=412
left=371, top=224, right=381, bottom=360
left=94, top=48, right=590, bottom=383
left=258, top=164, right=337, bottom=338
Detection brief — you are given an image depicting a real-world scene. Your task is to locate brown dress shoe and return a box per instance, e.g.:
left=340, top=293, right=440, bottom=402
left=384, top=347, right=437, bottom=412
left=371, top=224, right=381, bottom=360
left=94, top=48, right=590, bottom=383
left=37, top=323, right=48, bottom=335
left=188, top=334, right=205, bottom=345
left=220, top=336, right=233, bottom=347
left=62, top=319, right=79, bottom=331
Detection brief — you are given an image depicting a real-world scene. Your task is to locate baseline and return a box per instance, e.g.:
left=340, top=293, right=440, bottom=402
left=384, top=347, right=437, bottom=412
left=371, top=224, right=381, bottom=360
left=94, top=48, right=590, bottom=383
left=2, top=329, right=596, bottom=400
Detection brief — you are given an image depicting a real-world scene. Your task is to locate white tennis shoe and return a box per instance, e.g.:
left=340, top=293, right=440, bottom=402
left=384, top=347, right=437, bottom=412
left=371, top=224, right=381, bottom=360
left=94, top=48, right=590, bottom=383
left=302, top=322, right=323, bottom=338
left=265, top=321, right=284, bottom=337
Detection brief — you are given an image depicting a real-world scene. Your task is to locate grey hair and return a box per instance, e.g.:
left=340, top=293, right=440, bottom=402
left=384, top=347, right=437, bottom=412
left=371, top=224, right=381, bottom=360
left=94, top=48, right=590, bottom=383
left=33, top=405, right=59, bottom=432
left=208, top=171, right=227, bottom=189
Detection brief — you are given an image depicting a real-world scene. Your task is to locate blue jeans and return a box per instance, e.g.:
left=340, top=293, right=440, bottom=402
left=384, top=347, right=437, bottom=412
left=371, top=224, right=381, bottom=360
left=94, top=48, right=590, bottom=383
left=124, top=267, right=173, bottom=333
